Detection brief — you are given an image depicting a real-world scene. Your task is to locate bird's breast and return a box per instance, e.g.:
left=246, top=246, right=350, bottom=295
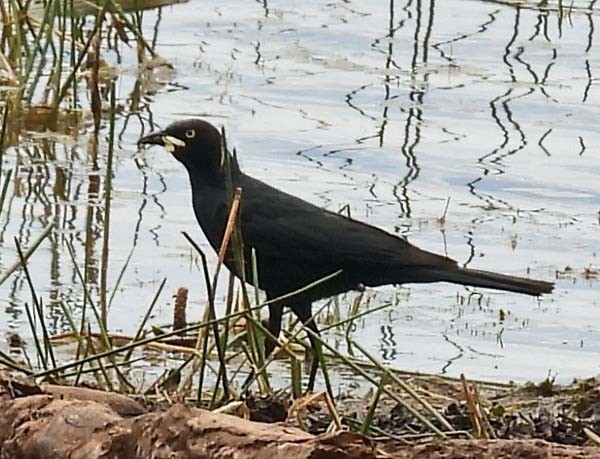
left=191, top=197, right=229, bottom=251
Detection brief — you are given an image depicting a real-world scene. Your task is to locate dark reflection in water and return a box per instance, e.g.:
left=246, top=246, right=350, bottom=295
left=340, top=1, right=597, bottom=368
left=468, top=11, right=531, bottom=212
left=380, top=324, right=398, bottom=361
left=392, top=0, right=427, bottom=219
left=441, top=334, right=464, bottom=374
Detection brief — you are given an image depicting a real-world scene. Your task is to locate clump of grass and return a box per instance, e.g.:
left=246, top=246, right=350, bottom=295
left=1, top=0, right=154, bottom=129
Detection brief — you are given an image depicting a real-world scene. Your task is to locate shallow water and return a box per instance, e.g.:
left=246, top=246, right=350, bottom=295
left=1, top=0, right=599, bottom=386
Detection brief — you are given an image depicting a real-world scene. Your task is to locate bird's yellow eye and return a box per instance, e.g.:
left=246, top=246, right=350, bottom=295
left=185, top=129, right=195, bottom=139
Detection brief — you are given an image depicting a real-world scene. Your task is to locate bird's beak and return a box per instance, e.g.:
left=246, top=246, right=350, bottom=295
left=137, top=131, right=186, bottom=153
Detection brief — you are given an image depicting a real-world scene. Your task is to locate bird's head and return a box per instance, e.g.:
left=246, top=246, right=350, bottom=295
left=137, top=119, right=234, bottom=178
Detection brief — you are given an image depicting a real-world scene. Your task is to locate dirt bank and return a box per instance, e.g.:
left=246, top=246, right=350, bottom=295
left=0, top=375, right=599, bottom=458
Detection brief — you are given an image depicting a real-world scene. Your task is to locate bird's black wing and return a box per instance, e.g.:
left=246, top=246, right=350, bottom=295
left=238, top=175, right=454, bottom=270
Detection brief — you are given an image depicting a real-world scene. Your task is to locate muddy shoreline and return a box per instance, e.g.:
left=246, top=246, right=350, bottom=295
left=1, top=373, right=600, bottom=458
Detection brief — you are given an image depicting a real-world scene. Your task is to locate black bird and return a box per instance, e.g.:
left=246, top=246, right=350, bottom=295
left=138, top=119, right=554, bottom=390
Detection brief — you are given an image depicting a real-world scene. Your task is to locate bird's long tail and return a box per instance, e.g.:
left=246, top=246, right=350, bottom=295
left=435, top=266, right=554, bottom=296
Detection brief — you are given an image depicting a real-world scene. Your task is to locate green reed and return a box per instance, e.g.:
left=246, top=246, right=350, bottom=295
left=1, top=0, right=149, bottom=122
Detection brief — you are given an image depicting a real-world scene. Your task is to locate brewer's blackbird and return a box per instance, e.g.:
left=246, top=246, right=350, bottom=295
left=138, top=119, right=554, bottom=391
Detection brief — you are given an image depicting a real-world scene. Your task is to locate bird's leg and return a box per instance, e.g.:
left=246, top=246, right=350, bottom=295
left=303, top=319, right=320, bottom=394
left=241, top=302, right=283, bottom=394
left=294, top=305, right=333, bottom=398
left=263, top=302, right=283, bottom=357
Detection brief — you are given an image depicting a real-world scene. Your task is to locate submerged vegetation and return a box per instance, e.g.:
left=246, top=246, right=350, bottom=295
left=0, top=0, right=598, bottom=454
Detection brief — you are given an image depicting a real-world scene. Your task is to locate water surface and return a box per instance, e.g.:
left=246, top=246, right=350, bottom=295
left=1, top=0, right=599, bottom=386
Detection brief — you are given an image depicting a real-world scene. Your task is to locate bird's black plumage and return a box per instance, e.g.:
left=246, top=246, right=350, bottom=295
left=138, top=119, right=554, bottom=390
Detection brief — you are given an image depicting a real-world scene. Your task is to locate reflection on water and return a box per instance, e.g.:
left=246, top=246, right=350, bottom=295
left=1, top=0, right=599, bottom=385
